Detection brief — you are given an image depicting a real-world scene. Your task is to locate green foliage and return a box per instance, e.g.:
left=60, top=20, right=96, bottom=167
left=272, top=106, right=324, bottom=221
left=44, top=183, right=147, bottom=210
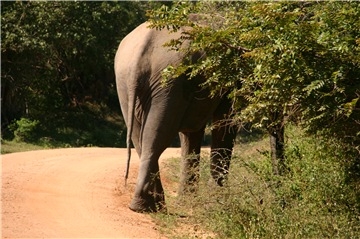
left=1, top=1, right=153, bottom=146
left=148, top=1, right=360, bottom=155
left=8, top=118, right=40, bottom=142
left=158, top=126, right=360, bottom=238
left=2, top=103, right=127, bottom=150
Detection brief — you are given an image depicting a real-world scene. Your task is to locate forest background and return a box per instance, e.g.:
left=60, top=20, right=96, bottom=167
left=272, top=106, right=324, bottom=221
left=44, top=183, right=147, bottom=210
left=2, top=1, right=156, bottom=147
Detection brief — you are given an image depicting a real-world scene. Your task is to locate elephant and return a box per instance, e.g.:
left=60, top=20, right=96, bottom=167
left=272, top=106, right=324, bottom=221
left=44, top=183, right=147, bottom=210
left=114, top=21, right=237, bottom=213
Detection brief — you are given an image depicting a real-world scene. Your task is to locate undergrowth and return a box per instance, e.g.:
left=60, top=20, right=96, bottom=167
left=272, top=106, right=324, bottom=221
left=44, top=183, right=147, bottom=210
left=155, top=125, right=360, bottom=238
left=1, top=102, right=127, bottom=154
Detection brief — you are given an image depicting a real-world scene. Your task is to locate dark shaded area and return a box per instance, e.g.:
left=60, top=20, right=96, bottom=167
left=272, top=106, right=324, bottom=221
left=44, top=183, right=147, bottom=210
left=1, top=1, right=169, bottom=147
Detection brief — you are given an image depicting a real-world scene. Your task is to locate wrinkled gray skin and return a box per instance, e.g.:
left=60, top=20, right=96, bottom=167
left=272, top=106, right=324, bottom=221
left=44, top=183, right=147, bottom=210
left=115, top=22, right=237, bottom=213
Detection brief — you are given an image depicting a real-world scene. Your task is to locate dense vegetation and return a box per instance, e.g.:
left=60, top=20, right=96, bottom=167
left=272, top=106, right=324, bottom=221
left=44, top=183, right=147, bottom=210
left=148, top=1, right=360, bottom=174
left=1, top=1, right=161, bottom=147
left=148, top=2, right=359, bottom=238
left=157, top=126, right=359, bottom=238
left=2, top=1, right=359, bottom=237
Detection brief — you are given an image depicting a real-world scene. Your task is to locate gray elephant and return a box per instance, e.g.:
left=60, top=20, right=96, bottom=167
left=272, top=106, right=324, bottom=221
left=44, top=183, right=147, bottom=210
left=114, top=21, right=237, bottom=213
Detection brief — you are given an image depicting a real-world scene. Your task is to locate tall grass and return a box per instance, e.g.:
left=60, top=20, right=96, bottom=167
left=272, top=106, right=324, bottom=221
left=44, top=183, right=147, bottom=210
left=156, top=126, right=360, bottom=238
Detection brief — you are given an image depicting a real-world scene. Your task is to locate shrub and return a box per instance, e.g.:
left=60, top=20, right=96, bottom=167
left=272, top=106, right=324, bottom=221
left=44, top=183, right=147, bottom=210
left=8, top=117, right=40, bottom=142
left=158, top=126, right=360, bottom=238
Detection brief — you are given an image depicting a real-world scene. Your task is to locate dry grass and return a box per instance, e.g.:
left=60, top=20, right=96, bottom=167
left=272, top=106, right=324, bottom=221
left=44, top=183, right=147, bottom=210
left=155, top=126, right=360, bottom=238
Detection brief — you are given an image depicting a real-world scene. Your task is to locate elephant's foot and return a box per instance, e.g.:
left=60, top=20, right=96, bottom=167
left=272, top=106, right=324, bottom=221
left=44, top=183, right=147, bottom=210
left=129, top=196, right=166, bottom=213
left=212, top=174, right=226, bottom=186
left=209, top=168, right=228, bottom=187
left=210, top=160, right=230, bottom=186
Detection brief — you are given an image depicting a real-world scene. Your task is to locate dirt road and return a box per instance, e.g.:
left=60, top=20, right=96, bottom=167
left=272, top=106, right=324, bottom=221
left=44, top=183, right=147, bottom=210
left=1, top=147, right=181, bottom=238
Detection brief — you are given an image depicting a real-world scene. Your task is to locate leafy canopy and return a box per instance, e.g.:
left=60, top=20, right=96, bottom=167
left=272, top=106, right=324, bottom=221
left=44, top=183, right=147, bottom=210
left=148, top=1, right=360, bottom=149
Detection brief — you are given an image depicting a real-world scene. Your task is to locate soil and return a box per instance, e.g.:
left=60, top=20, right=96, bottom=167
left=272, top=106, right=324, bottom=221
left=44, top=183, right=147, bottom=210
left=1, top=147, right=182, bottom=238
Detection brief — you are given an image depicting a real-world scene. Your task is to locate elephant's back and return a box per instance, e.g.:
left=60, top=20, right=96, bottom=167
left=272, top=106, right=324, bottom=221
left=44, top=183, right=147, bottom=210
left=114, top=22, right=153, bottom=79
left=115, top=22, right=186, bottom=79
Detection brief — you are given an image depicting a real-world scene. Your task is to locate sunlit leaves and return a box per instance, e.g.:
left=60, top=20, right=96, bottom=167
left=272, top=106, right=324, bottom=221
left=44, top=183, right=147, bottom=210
left=148, top=1, right=360, bottom=147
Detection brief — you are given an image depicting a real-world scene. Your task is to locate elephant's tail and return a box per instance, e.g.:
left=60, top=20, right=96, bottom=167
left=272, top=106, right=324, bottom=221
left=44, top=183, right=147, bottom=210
left=125, top=90, right=136, bottom=186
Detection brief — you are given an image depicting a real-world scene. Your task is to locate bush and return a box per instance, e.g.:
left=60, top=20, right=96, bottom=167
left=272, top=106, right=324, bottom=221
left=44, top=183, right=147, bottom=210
left=158, top=126, right=360, bottom=238
left=3, top=102, right=127, bottom=149
left=8, top=118, right=40, bottom=142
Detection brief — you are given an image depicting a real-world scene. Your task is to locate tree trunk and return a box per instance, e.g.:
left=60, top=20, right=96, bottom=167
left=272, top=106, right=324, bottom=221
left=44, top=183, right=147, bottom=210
left=268, top=122, right=285, bottom=175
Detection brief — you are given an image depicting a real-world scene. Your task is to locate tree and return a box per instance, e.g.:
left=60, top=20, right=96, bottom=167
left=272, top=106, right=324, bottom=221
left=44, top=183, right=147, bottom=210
left=1, top=1, right=147, bottom=129
left=147, top=1, right=360, bottom=174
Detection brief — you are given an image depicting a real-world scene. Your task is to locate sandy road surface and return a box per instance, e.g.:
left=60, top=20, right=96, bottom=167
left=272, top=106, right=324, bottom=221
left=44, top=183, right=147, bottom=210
left=1, top=147, right=181, bottom=238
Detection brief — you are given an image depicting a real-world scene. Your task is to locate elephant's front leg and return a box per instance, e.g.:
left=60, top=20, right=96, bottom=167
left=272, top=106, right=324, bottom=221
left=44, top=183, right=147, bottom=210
left=130, top=159, right=165, bottom=212
left=178, top=129, right=204, bottom=195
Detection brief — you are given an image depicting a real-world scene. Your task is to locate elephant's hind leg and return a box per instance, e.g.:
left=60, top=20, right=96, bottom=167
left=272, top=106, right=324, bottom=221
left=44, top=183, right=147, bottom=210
left=130, top=96, right=187, bottom=212
left=130, top=156, right=165, bottom=212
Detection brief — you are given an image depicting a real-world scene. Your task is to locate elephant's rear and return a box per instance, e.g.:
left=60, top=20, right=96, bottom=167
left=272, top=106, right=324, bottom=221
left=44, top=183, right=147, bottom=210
left=115, top=23, right=151, bottom=123
left=114, top=23, right=155, bottom=180
left=114, top=22, right=187, bottom=165
left=114, top=22, right=185, bottom=126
